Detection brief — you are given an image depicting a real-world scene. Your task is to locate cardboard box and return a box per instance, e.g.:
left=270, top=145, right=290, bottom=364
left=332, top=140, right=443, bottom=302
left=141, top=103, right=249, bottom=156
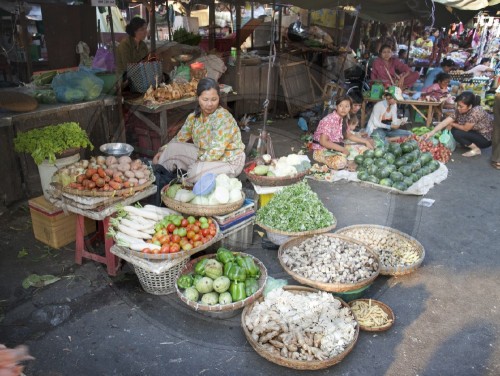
left=29, top=196, right=96, bottom=249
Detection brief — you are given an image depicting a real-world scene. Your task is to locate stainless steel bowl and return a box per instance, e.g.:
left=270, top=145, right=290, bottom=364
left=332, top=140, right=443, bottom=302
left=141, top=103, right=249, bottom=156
left=99, top=143, right=134, bottom=157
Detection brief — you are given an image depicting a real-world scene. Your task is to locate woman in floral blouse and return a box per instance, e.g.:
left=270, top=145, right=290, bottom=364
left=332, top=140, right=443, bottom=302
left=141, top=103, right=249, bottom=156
left=425, top=91, right=493, bottom=157
left=153, top=78, right=245, bottom=183
left=312, top=96, right=374, bottom=169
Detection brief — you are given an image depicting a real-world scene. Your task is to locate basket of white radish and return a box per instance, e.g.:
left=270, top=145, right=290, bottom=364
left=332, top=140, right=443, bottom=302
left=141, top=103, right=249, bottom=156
left=107, top=204, right=222, bottom=261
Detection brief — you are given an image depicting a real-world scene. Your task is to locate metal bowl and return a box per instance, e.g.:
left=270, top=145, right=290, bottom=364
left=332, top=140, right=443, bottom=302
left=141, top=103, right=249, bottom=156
left=99, top=143, right=134, bottom=157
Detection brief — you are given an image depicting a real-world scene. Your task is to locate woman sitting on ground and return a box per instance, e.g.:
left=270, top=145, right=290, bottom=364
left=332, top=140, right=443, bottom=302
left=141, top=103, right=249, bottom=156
left=312, top=96, right=374, bottom=170
left=371, top=44, right=420, bottom=89
left=153, top=78, right=245, bottom=183
left=424, top=91, right=493, bottom=157
left=366, top=91, right=411, bottom=142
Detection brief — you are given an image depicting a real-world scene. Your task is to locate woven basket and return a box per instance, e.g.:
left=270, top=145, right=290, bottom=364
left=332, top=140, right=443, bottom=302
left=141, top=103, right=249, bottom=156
left=257, top=221, right=337, bottom=246
left=161, top=185, right=245, bottom=216
left=134, top=257, right=189, bottom=295
left=244, top=164, right=310, bottom=187
left=241, top=285, right=359, bottom=370
left=349, top=299, right=395, bottom=332
left=335, top=225, right=425, bottom=276
left=60, top=177, right=155, bottom=197
left=176, top=252, right=268, bottom=312
left=278, top=234, right=380, bottom=293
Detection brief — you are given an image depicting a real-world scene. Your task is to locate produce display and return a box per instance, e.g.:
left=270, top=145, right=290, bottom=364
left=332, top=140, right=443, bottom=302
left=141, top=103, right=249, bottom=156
left=108, top=206, right=218, bottom=254
left=336, top=226, right=422, bottom=271
left=164, top=174, right=243, bottom=206
left=246, top=154, right=311, bottom=178
left=398, top=134, right=452, bottom=163
left=349, top=300, right=393, bottom=330
left=281, top=235, right=379, bottom=284
left=143, top=80, right=198, bottom=105
left=52, top=156, right=153, bottom=194
left=354, top=139, right=441, bottom=191
left=244, top=288, right=357, bottom=361
left=177, top=249, right=262, bottom=306
left=256, top=181, right=335, bottom=232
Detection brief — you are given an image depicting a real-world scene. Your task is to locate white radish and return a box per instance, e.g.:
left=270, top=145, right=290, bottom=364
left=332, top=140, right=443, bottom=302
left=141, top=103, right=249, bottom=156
left=114, top=232, right=161, bottom=251
left=122, top=206, right=164, bottom=221
left=128, top=242, right=161, bottom=252
left=114, top=231, right=145, bottom=245
left=120, top=218, right=155, bottom=233
left=144, top=205, right=179, bottom=216
left=117, top=224, right=152, bottom=239
left=127, top=215, right=157, bottom=228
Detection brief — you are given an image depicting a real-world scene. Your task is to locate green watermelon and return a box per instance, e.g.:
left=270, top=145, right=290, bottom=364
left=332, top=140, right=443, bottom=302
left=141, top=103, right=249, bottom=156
left=414, top=169, right=424, bottom=179
left=362, top=157, right=374, bottom=168
left=411, top=161, right=422, bottom=173
left=419, top=152, right=434, bottom=166
left=398, top=165, right=412, bottom=177
left=357, top=171, right=370, bottom=181
left=357, top=165, right=367, bottom=173
left=421, top=166, right=431, bottom=176
left=404, top=152, right=417, bottom=163
left=377, top=166, right=392, bottom=179
left=368, top=164, right=379, bottom=176
left=392, top=145, right=403, bottom=157
left=374, top=148, right=386, bottom=158
left=403, top=176, right=414, bottom=187
left=367, top=175, right=380, bottom=184
left=386, top=164, right=397, bottom=173
left=375, top=158, right=388, bottom=168
left=401, top=142, right=414, bottom=153
left=364, top=150, right=375, bottom=159
left=379, top=178, right=393, bottom=187
left=384, top=152, right=396, bottom=164
left=429, top=160, right=440, bottom=172
left=354, top=154, right=364, bottom=165
left=407, top=139, right=419, bottom=149
left=392, top=181, right=408, bottom=191
left=410, top=173, right=419, bottom=183
left=395, top=157, right=407, bottom=168
left=390, top=171, right=404, bottom=182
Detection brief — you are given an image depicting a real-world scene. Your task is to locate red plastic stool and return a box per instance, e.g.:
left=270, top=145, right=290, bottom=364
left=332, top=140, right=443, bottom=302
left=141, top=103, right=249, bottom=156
left=75, top=215, right=119, bottom=276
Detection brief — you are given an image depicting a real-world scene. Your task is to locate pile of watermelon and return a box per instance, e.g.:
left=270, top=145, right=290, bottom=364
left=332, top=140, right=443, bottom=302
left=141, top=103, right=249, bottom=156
left=354, top=139, right=441, bottom=191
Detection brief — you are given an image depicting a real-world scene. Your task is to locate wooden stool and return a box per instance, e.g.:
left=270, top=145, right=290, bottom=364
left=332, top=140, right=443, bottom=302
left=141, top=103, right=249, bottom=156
left=75, top=215, right=119, bottom=276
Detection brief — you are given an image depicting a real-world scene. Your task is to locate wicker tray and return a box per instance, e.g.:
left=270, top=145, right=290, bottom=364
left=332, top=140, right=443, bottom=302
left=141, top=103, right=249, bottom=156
left=161, top=184, right=245, bottom=216
left=278, top=234, right=380, bottom=293
left=113, top=221, right=221, bottom=261
left=256, top=221, right=337, bottom=246
left=244, top=164, right=310, bottom=187
left=176, top=252, right=268, bottom=312
left=241, top=285, right=359, bottom=370
left=349, top=299, right=395, bottom=332
left=58, top=177, right=154, bottom=197
left=335, top=225, right=425, bottom=276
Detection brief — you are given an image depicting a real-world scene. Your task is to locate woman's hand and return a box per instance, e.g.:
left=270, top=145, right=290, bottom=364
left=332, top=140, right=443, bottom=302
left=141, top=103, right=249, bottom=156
left=364, top=139, right=375, bottom=149
left=341, top=147, right=350, bottom=156
left=422, top=131, right=434, bottom=140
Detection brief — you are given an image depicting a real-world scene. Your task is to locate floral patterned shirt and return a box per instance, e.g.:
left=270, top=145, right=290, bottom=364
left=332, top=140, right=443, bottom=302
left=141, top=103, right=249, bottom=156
left=174, top=106, right=245, bottom=161
left=450, top=106, right=493, bottom=141
left=312, top=111, right=345, bottom=150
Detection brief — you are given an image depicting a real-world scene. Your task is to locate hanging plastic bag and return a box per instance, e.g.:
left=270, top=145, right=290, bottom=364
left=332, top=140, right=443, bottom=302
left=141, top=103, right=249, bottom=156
left=439, top=129, right=456, bottom=151
left=92, top=47, right=115, bottom=72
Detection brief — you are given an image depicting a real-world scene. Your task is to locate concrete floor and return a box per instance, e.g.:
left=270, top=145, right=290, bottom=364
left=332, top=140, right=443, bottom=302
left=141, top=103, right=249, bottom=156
left=1, top=117, right=500, bottom=376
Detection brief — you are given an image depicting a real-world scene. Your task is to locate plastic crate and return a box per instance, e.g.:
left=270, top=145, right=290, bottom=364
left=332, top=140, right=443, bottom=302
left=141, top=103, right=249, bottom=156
left=29, top=196, right=96, bottom=249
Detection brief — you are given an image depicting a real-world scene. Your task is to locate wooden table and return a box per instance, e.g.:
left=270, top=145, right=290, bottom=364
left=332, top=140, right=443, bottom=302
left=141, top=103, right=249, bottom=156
left=360, top=97, right=445, bottom=128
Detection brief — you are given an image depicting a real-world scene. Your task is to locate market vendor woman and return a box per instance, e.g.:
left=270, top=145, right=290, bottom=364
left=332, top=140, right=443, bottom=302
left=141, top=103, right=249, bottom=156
left=312, top=96, right=374, bottom=170
left=115, top=17, right=149, bottom=79
left=153, top=78, right=245, bottom=183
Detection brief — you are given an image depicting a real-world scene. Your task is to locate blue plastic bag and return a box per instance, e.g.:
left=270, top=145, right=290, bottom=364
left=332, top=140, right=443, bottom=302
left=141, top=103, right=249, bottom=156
left=51, top=70, right=104, bottom=103
left=439, top=129, right=456, bottom=151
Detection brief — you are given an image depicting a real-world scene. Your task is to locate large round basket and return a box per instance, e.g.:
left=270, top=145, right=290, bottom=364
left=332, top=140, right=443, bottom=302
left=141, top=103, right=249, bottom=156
left=256, top=220, right=337, bottom=246
left=134, top=257, right=189, bottom=295
left=278, top=234, right=380, bottom=293
left=176, top=252, right=268, bottom=312
left=60, top=176, right=154, bottom=197
left=244, top=164, right=310, bottom=187
left=161, top=185, right=245, bottom=216
left=335, top=225, right=425, bottom=276
left=241, top=285, right=359, bottom=370
left=349, top=299, right=395, bottom=332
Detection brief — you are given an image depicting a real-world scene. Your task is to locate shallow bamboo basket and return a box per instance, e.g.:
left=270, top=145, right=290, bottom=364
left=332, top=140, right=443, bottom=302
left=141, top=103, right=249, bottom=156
left=335, top=224, right=425, bottom=276
left=241, top=285, right=359, bottom=370
left=278, top=234, right=380, bottom=293
left=256, top=221, right=337, bottom=246
left=349, top=299, right=395, bottom=332
left=244, top=163, right=310, bottom=187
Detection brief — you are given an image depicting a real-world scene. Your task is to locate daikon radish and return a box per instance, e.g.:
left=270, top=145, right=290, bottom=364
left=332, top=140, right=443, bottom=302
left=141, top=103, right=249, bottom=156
left=117, top=224, right=152, bottom=239
left=122, top=206, right=164, bottom=221
left=143, top=205, right=179, bottom=216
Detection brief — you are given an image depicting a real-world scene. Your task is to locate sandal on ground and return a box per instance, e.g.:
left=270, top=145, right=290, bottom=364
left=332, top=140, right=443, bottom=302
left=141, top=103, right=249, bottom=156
left=462, top=148, right=481, bottom=157
left=491, top=162, right=500, bottom=170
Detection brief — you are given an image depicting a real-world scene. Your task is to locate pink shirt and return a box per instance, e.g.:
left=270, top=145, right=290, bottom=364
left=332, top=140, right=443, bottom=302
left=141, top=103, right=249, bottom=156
left=312, top=111, right=344, bottom=150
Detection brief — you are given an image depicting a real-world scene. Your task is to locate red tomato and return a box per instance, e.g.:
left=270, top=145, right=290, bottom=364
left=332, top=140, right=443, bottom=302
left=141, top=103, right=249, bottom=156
left=193, top=234, right=202, bottom=242
left=142, top=248, right=151, bottom=254
left=187, top=230, right=195, bottom=240
left=181, top=243, right=193, bottom=251
left=207, top=218, right=212, bottom=225
left=209, top=228, right=216, bottom=236
left=158, top=235, right=169, bottom=245
left=152, top=248, right=161, bottom=254
left=194, top=221, right=201, bottom=227
left=167, top=223, right=176, bottom=233
left=160, top=244, right=170, bottom=254
left=201, top=228, right=210, bottom=237
left=181, top=219, right=189, bottom=227
left=205, top=235, right=213, bottom=241
left=169, top=244, right=180, bottom=253
left=171, top=234, right=181, bottom=243
left=193, top=240, right=203, bottom=248
left=192, top=225, right=200, bottom=234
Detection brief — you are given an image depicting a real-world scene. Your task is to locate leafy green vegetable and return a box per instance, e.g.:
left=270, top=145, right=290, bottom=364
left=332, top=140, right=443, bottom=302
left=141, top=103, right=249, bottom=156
left=256, top=181, right=335, bottom=232
left=22, top=274, right=61, bottom=289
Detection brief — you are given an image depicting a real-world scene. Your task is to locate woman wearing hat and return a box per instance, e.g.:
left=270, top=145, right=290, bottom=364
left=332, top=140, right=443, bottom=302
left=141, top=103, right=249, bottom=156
left=366, top=91, right=411, bottom=142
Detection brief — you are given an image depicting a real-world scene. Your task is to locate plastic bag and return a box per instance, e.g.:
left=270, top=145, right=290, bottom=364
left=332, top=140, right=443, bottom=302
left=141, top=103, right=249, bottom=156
left=171, top=65, right=191, bottom=82
left=439, top=129, right=456, bottom=151
left=263, top=277, right=288, bottom=297
left=51, top=70, right=104, bottom=103
left=92, top=47, right=115, bottom=72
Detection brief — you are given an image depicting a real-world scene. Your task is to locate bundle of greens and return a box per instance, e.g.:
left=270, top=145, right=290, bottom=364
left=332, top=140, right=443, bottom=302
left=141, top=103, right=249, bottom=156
left=256, top=181, right=335, bottom=232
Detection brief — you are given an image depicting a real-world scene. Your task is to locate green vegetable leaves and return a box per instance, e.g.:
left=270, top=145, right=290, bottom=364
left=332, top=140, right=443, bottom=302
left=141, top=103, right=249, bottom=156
left=256, top=181, right=335, bottom=232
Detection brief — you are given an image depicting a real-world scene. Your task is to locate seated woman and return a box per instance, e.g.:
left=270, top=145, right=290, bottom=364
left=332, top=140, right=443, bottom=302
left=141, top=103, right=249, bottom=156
left=423, top=58, right=455, bottom=88
left=421, top=72, right=451, bottom=101
left=312, top=96, right=373, bottom=169
left=115, top=18, right=149, bottom=80
left=153, top=78, right=245, bottom=183
left=371, top=44, right=420, bottom=89
left=366, top=91, right=411, bottom=141
left=425, top=91, right=493, bottom=157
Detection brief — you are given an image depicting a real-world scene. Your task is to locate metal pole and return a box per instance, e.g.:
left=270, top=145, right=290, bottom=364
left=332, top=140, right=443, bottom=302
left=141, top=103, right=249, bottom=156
left=150, top=0, right=156, bottom=53
left=407, top=19, right=414, bottom=60
left=346, top=6, right=361, bottom=50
